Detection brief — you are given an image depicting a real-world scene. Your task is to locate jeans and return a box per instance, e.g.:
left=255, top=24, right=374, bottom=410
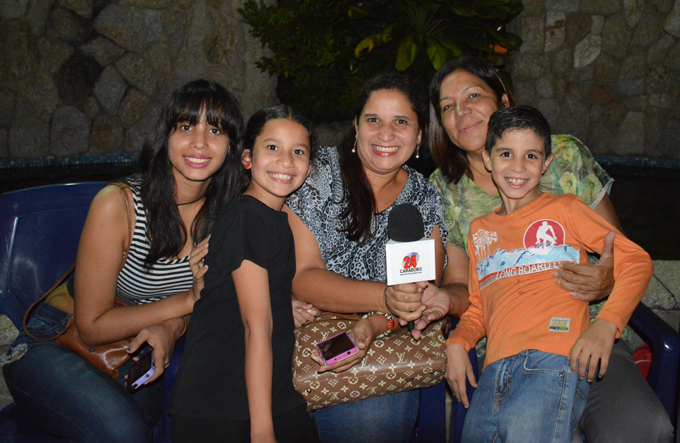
left=2, top=303, right=164, bottom=443
left=310, top=389, right=419, bottom=443
left=462, top=350, right=589, bottom=443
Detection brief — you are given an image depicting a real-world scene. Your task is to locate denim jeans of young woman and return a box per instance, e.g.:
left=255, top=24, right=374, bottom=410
left=309, top=389, right=419, bottom=443
left=2, top=303, right=164, bottom=443
left=462, top=350, right=589, bottom=443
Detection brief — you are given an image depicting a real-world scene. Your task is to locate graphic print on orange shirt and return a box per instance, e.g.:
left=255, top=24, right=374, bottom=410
left=473, top=219, right=579, bottom=289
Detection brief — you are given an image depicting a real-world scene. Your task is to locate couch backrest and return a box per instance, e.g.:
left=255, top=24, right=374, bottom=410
left=0, top=183, right=106, bottom=327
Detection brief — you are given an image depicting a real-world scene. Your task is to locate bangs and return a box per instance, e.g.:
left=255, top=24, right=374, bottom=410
left=174, top=98, right=226, bottom=129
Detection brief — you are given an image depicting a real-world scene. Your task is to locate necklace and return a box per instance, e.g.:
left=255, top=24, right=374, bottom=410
left=176, top=193, right=206, bottom=206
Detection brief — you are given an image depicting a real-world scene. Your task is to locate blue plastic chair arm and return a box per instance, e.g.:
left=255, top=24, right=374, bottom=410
left=627, top=302, right=680, bottom=420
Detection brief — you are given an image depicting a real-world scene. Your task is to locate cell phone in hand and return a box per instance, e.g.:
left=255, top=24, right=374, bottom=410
left=315, top=332, right=359, bottom=365
left=126, top=350, right=155, bottom=393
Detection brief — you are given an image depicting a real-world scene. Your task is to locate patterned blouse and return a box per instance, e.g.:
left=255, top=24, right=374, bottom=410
left=286, top=147, right=448, bottom=282
left=430, top=134, right=622, bottom=343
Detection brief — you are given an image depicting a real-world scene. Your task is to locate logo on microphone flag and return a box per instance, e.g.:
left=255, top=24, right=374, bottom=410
left=402, top=252, right=420, bottom=270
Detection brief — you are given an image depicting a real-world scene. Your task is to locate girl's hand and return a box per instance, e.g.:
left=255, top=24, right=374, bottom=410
left=311, top=318, right=375, bottom=373
left=126, top=320, right=179, bottom=383
left=188, top=236, right=210, bottom=305
left=446, top=343, right=477, bottom=408
left=569, top=318, right=618, bottom=382
left=292, top=298, right=319, bottom=328
left=409, top=283, right=451, bottom=340
left=384, top=281, right=427, bottom=322
left=553, top=231, right=616, bottom=302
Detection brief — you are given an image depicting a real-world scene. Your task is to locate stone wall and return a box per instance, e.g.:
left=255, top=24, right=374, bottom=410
left=0, top=0, right=276, bottom=159
left=508, top=0, right=680, bottom=159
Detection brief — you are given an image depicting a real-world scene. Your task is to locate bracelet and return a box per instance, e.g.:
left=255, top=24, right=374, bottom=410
left=180, top=316, right=187, bottom=337
left=362, top=311, right=395, bottom=340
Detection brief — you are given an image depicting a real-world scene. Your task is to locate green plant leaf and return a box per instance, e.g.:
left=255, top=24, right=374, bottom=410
left=348, top=6, right=369, bottom=19
left=426, top=40, right=448, bottom=71
left=395, top=35, right=419, bottom=71
left=354, top=35, right=376, bottom=57
left=450, top=6, right=476, bottom=18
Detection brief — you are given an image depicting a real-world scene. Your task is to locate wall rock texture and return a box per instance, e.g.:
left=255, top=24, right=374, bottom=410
left=0, top=0, right=276, bottom=158
left=508, top=0, right=680, bottom=158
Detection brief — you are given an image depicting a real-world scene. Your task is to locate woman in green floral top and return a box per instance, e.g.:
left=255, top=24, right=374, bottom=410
left=428, top=57, right=672, bottom=443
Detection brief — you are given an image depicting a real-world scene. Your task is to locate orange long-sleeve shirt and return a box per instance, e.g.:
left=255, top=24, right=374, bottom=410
left=447, top=193, right=653, bottom=368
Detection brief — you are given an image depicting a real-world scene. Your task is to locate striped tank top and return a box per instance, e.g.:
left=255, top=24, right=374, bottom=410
left=116, top=184, right=194, bottom=305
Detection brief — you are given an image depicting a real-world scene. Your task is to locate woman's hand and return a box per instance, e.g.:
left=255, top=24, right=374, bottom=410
left=187, top=236, right=210, bottom=307
left=552, top=231, right=616, bottom=302
left=126, top=318, right=182, bottom=383
left=385, top=282, right=428, bottom=322
left=311, top=318, right=375, bottom=373
left=292, top=298, right=319, bottom=328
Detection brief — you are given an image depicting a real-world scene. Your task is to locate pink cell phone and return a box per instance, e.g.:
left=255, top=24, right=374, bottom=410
left=316, top=332, right=359, bottom=365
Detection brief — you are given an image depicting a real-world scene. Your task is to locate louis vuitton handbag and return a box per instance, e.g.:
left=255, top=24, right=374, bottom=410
left=293, top=315, right=448, bottom=411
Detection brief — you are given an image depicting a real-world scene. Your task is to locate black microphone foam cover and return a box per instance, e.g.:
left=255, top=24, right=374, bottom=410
left=387, top=204, right=424, bottom=242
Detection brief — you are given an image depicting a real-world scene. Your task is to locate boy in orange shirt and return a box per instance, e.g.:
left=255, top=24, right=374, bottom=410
left=446, top=106, right=653, bottom=443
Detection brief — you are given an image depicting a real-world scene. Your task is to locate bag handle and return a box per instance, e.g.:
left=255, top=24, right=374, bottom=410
left=23, top=183, right=134, bottom=341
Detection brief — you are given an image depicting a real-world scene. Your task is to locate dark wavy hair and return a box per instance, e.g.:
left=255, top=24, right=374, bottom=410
left=338, top=73, right=428, bottom=243
left=129, top=79, right=244, bottom=266
left=242, top=104, right=317, bottom=181
left=429, top=57, right=517, bottom=184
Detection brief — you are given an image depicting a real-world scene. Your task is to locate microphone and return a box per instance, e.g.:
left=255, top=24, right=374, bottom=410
left=386, top=204, right=436, bottom=331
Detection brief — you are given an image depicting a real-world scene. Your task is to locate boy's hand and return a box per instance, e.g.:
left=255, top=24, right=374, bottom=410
left=446, top=343, right=477, bottom=408
left=569, top=319, right=618, bottom=382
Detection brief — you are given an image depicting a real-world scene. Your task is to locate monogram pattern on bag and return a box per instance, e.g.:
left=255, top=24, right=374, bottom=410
left=293, top=318, right=447, bottom=411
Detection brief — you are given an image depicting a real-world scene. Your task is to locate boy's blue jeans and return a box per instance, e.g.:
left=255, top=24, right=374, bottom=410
left=462, top=350, right=589, bottom=443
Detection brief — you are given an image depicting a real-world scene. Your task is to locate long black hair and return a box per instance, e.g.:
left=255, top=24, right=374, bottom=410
left=130, top=79, right=244, bottom=266
left=242, top=104, right=318, bottom=177
left=429, top=57, right=517, bottom=183
left=338, top=73, right=428, bottom=243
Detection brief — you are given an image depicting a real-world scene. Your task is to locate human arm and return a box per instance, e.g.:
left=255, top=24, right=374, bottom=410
left=234, top=260, right=277, bottom=443
left=74, top=185, right=205, bottom=346
left=569, top=318, right=618, bottom=382
left=569, top=197, right=653, bottom=335
left=285, top=205, right=390, bottom=313
left=549, top=135, right=623, bottom=301
left=446, top=343, right=477, bottom=408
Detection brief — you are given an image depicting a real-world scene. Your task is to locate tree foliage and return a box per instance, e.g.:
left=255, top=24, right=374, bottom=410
left=239, top=0, right=523, bottom=123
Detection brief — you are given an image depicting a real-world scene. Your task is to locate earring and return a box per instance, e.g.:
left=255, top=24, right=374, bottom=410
left=352, top=137, right=357, bottom=154
left=244, top=162, right=251, bottom=169
left=415, top=144, right=420, bottom=159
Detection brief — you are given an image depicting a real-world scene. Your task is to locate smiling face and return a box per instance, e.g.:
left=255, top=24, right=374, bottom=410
left=167, top=110, right=229, bottom=186
left=241, top=118, right=312, bottom=210
left=482, top=128, right=553, bottom=214
left=439, top=69, right=509, bottom=155
left=354, top=89, right=422, bottom=176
